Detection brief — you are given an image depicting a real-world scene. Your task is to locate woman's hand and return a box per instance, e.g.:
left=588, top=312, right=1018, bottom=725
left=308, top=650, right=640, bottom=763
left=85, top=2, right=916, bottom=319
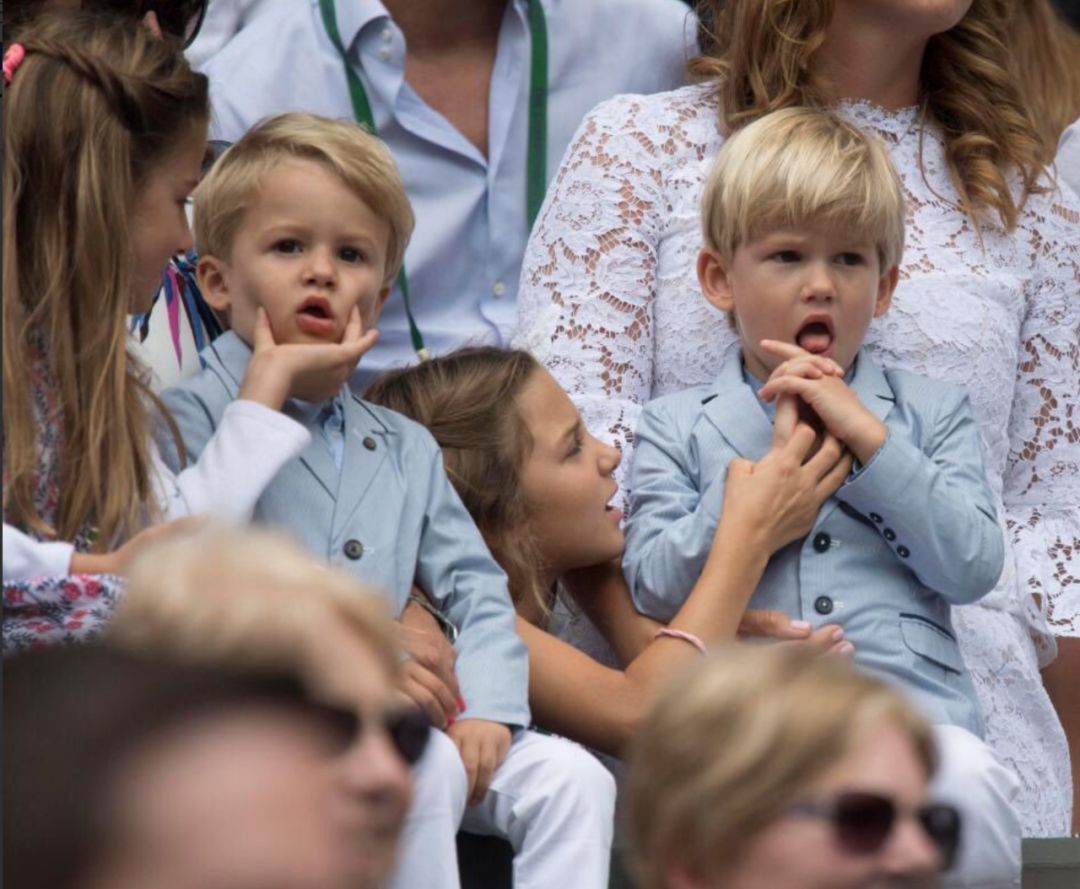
left=738, top=609, right=854, bottom=657
left=719, top=421, right=853, bottom=556
left=399, top=592, right=461, bottom=704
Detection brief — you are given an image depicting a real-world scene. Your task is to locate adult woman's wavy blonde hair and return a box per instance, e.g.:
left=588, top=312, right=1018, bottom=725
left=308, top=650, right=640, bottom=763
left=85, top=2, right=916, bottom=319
left=3, top=13, right=208, bottom=549
left=691, top=0, right=1046, bottom=233
left=365, top=348, right=550, bottom=615
left=1009, top=0, right=1080, bottom=165
left=625, top=644, right=937, bottom=889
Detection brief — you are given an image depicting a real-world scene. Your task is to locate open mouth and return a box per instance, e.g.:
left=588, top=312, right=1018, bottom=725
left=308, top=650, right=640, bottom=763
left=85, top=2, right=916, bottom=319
left=795, top=315, right=835, bottom=356
left=296, top=296, right=336, bottom=336
left=604, top=487, right=623, bottom=523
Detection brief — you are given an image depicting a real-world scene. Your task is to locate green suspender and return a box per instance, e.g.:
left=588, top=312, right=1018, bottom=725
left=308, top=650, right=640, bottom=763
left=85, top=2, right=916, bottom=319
left=317, top=0, right=549, bottom=360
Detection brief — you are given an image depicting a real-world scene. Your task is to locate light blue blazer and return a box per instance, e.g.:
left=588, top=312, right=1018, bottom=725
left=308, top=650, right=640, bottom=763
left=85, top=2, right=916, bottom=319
left=623, top=348, right=1004, bottom=736
left=162, top=332, right=530, bottom=728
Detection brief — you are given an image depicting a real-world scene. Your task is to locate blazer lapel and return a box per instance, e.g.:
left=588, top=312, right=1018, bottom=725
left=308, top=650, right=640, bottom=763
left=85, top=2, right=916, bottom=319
left=848, top=349, right=897, bottom=425
left=699, top=350, right=775, bottom=460
left=333, top=394, right=390, bottom=535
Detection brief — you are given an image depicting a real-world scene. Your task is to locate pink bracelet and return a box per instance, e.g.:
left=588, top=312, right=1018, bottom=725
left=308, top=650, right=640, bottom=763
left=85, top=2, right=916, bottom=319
left=655, top=627, right=708, bottom=655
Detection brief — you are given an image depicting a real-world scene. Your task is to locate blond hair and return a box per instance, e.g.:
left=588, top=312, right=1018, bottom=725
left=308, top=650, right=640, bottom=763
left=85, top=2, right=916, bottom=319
left=702, top=107, right=905, bottom=270
left=1009, top=0, right=1080, bottom=165
left=194, top=112, right=414, bottom=284
left=3, top=12, right=208, bottom=550
left=109, top=525, right=399, bottom=685
left=625, top=644, right=936, bottom=889
left=691, top=0, right=1047, bottom=233
left=365, top=348, right=550, bottom=616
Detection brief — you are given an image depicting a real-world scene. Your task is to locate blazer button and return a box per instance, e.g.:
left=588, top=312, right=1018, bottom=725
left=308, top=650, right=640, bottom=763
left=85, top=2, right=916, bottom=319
left=812, top=532, right=831, bottom=553
left=883, top=528, right=896, bottom=542
left=869, top=512, right=883, bottom=524
left=363, top=436, right=377, bottom=451
left=814, top=595, right=834, bottom=615
left=343, top=539, right=364, bottom=560
left=896, top=545, right=910, bottom=558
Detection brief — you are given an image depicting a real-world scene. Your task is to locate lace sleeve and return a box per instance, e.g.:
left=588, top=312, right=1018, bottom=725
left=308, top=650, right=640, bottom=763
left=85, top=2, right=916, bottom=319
left=515, top=93, right=685, bottom=495
left=1003, top=187, right=1080, bottom=643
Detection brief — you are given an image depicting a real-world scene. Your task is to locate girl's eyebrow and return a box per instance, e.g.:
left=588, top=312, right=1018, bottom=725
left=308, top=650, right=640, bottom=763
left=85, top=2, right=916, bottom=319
left=559, top=419, right=582, bottom=445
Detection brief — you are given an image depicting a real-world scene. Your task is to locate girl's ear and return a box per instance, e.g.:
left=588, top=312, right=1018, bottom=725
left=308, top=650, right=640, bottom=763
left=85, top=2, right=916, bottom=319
left=874, top=264, right=899, bottom=317
left=698, top=247, right=735, bottom=313
left=197, top=255, right=232, bottom=315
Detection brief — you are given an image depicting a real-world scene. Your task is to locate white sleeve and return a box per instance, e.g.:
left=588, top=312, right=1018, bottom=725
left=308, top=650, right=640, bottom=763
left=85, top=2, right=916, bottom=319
left=155, top=399, right=311, bottom=522
left=3, top=523, right=74, bottom=582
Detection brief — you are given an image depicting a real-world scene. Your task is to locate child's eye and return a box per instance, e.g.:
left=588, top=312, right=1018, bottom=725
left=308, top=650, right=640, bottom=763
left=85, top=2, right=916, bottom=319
left=566, top=433, right=584, bottom=458
left=771, top=250, right=801, bottom=263
left=835, top=252, right=864, bottom=266
left=339, top=246, right=365, bottom=264
left=273, top=239, right=302, bottom=254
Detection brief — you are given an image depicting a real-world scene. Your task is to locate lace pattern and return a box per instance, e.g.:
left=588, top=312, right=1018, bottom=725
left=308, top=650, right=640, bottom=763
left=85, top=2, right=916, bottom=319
left=517, top=84, right=1079, bottom=834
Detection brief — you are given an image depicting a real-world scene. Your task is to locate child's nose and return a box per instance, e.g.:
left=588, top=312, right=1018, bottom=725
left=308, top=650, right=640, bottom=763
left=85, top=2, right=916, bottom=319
left=801, top=261, right=835, bottom=302
left=598, top=439, right=621, bottom=473
left=176, top=217, right=194, bottom=256
left=304, top=246, right=336, bottom=285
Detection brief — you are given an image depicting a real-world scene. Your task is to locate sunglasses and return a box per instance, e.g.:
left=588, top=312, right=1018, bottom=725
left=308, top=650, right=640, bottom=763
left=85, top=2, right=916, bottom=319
left=322, top=704, right=431, bottom=765
left=788, top=792, right=961, bottom=869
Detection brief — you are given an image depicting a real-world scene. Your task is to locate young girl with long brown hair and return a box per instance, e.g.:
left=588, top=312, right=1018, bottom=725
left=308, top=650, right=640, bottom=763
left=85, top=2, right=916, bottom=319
left=2, top=12, right=372, bottom=649
left=366, top=346, right=852, bottom=756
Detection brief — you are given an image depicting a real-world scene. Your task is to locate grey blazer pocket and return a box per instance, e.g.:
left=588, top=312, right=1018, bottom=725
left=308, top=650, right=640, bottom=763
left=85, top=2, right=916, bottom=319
left=899, top=616, right=964, bottom=674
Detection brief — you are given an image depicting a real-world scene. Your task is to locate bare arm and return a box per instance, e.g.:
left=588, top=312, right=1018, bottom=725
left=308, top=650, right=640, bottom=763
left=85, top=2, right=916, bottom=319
left=529, top=425, right=853, bottom=756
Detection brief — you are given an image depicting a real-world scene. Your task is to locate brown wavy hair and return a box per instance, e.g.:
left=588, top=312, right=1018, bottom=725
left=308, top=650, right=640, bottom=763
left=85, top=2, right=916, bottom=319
left=691, top=0, right=1047, bottom=232
left=364, top=348, right=550, bottom=614
left=3, top=12, right=209, bottom=548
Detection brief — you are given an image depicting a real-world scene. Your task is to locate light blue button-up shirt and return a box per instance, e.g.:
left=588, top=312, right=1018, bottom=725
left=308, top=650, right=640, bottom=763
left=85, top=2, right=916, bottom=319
left=200, top=0, right=695, bottom=388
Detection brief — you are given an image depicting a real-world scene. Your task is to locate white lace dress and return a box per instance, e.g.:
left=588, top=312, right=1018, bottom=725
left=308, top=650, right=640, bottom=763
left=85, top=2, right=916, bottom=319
left=516, top=82, right=1079, bottom=835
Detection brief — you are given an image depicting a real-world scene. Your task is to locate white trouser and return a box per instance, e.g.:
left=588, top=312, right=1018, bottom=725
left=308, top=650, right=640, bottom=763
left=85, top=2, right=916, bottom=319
left=387, top=728, right=616, bottom=889
left=932, top=725, right=1022, bottom=889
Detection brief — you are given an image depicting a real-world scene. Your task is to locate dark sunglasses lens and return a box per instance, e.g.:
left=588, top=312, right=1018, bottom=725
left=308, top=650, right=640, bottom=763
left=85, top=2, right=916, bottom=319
left=919, top=804, right=961, bottom=870
left=833, top=793, right=896, bottom=854
left=389, top=709, right=431, bottom=765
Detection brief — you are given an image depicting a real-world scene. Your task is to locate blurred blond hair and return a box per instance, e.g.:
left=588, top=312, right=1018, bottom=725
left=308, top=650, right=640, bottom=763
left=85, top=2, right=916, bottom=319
left=625, top=644, right=936, bottom=889
left=109, top=525, right=399, bottom=689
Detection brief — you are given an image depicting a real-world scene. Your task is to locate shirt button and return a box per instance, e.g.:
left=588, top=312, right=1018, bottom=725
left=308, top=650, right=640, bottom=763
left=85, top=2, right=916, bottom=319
left=869, top=512, right=883, bottom=524
left=897, top=545, right=910, bottom=558
left=378, top=47, right=391, bottom=60
left=381, top=27, right=392, bottom=41
left=814, top=595, right=834, bottom=616
left=492, top=280, right=506, bottom=298
left=812, top=532, right=831, bottom=553
left=343, top=539, right=364, bottom=560
left=363, top=436, right=377, bottom=451
left=883, top=528, right=896, bottom=542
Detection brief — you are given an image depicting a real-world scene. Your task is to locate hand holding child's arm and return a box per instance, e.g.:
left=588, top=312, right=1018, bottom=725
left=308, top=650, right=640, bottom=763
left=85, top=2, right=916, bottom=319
left=758, top=340, right=886, bottom=464
left=237, top=307, right=379, bottom=408
left=448, top=719, right=512, bottom=805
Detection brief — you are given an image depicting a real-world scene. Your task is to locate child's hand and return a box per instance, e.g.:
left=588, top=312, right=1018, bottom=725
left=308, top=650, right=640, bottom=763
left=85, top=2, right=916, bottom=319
left=238, top=306, right=379, bottom=409
left=69, top=515, right=207, bottom=576
left=447, top=719, right=511, bottom=805
left=758, top=341, right=885, bottom=464
left=397, top=659, right=461, bottom=730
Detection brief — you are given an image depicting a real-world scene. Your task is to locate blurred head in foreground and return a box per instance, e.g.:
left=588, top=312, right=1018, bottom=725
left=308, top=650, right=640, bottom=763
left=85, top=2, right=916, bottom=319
left=4, top=645, right=358, bottom=889
left=109, top=525, right=421, bottom=889
left=626, top=645, right=956, bottom=889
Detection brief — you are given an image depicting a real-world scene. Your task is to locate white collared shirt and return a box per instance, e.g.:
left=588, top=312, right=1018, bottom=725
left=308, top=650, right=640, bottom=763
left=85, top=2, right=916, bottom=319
left=199, top=0, right=695, bottom=387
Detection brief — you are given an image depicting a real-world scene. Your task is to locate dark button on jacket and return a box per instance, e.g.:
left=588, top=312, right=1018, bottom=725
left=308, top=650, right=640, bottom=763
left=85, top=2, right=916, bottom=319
left=814, top=595, right=834, bottom=615
left=813, top=532, right=831, bottom=553
left=343, top=539, right=365, bottom=560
